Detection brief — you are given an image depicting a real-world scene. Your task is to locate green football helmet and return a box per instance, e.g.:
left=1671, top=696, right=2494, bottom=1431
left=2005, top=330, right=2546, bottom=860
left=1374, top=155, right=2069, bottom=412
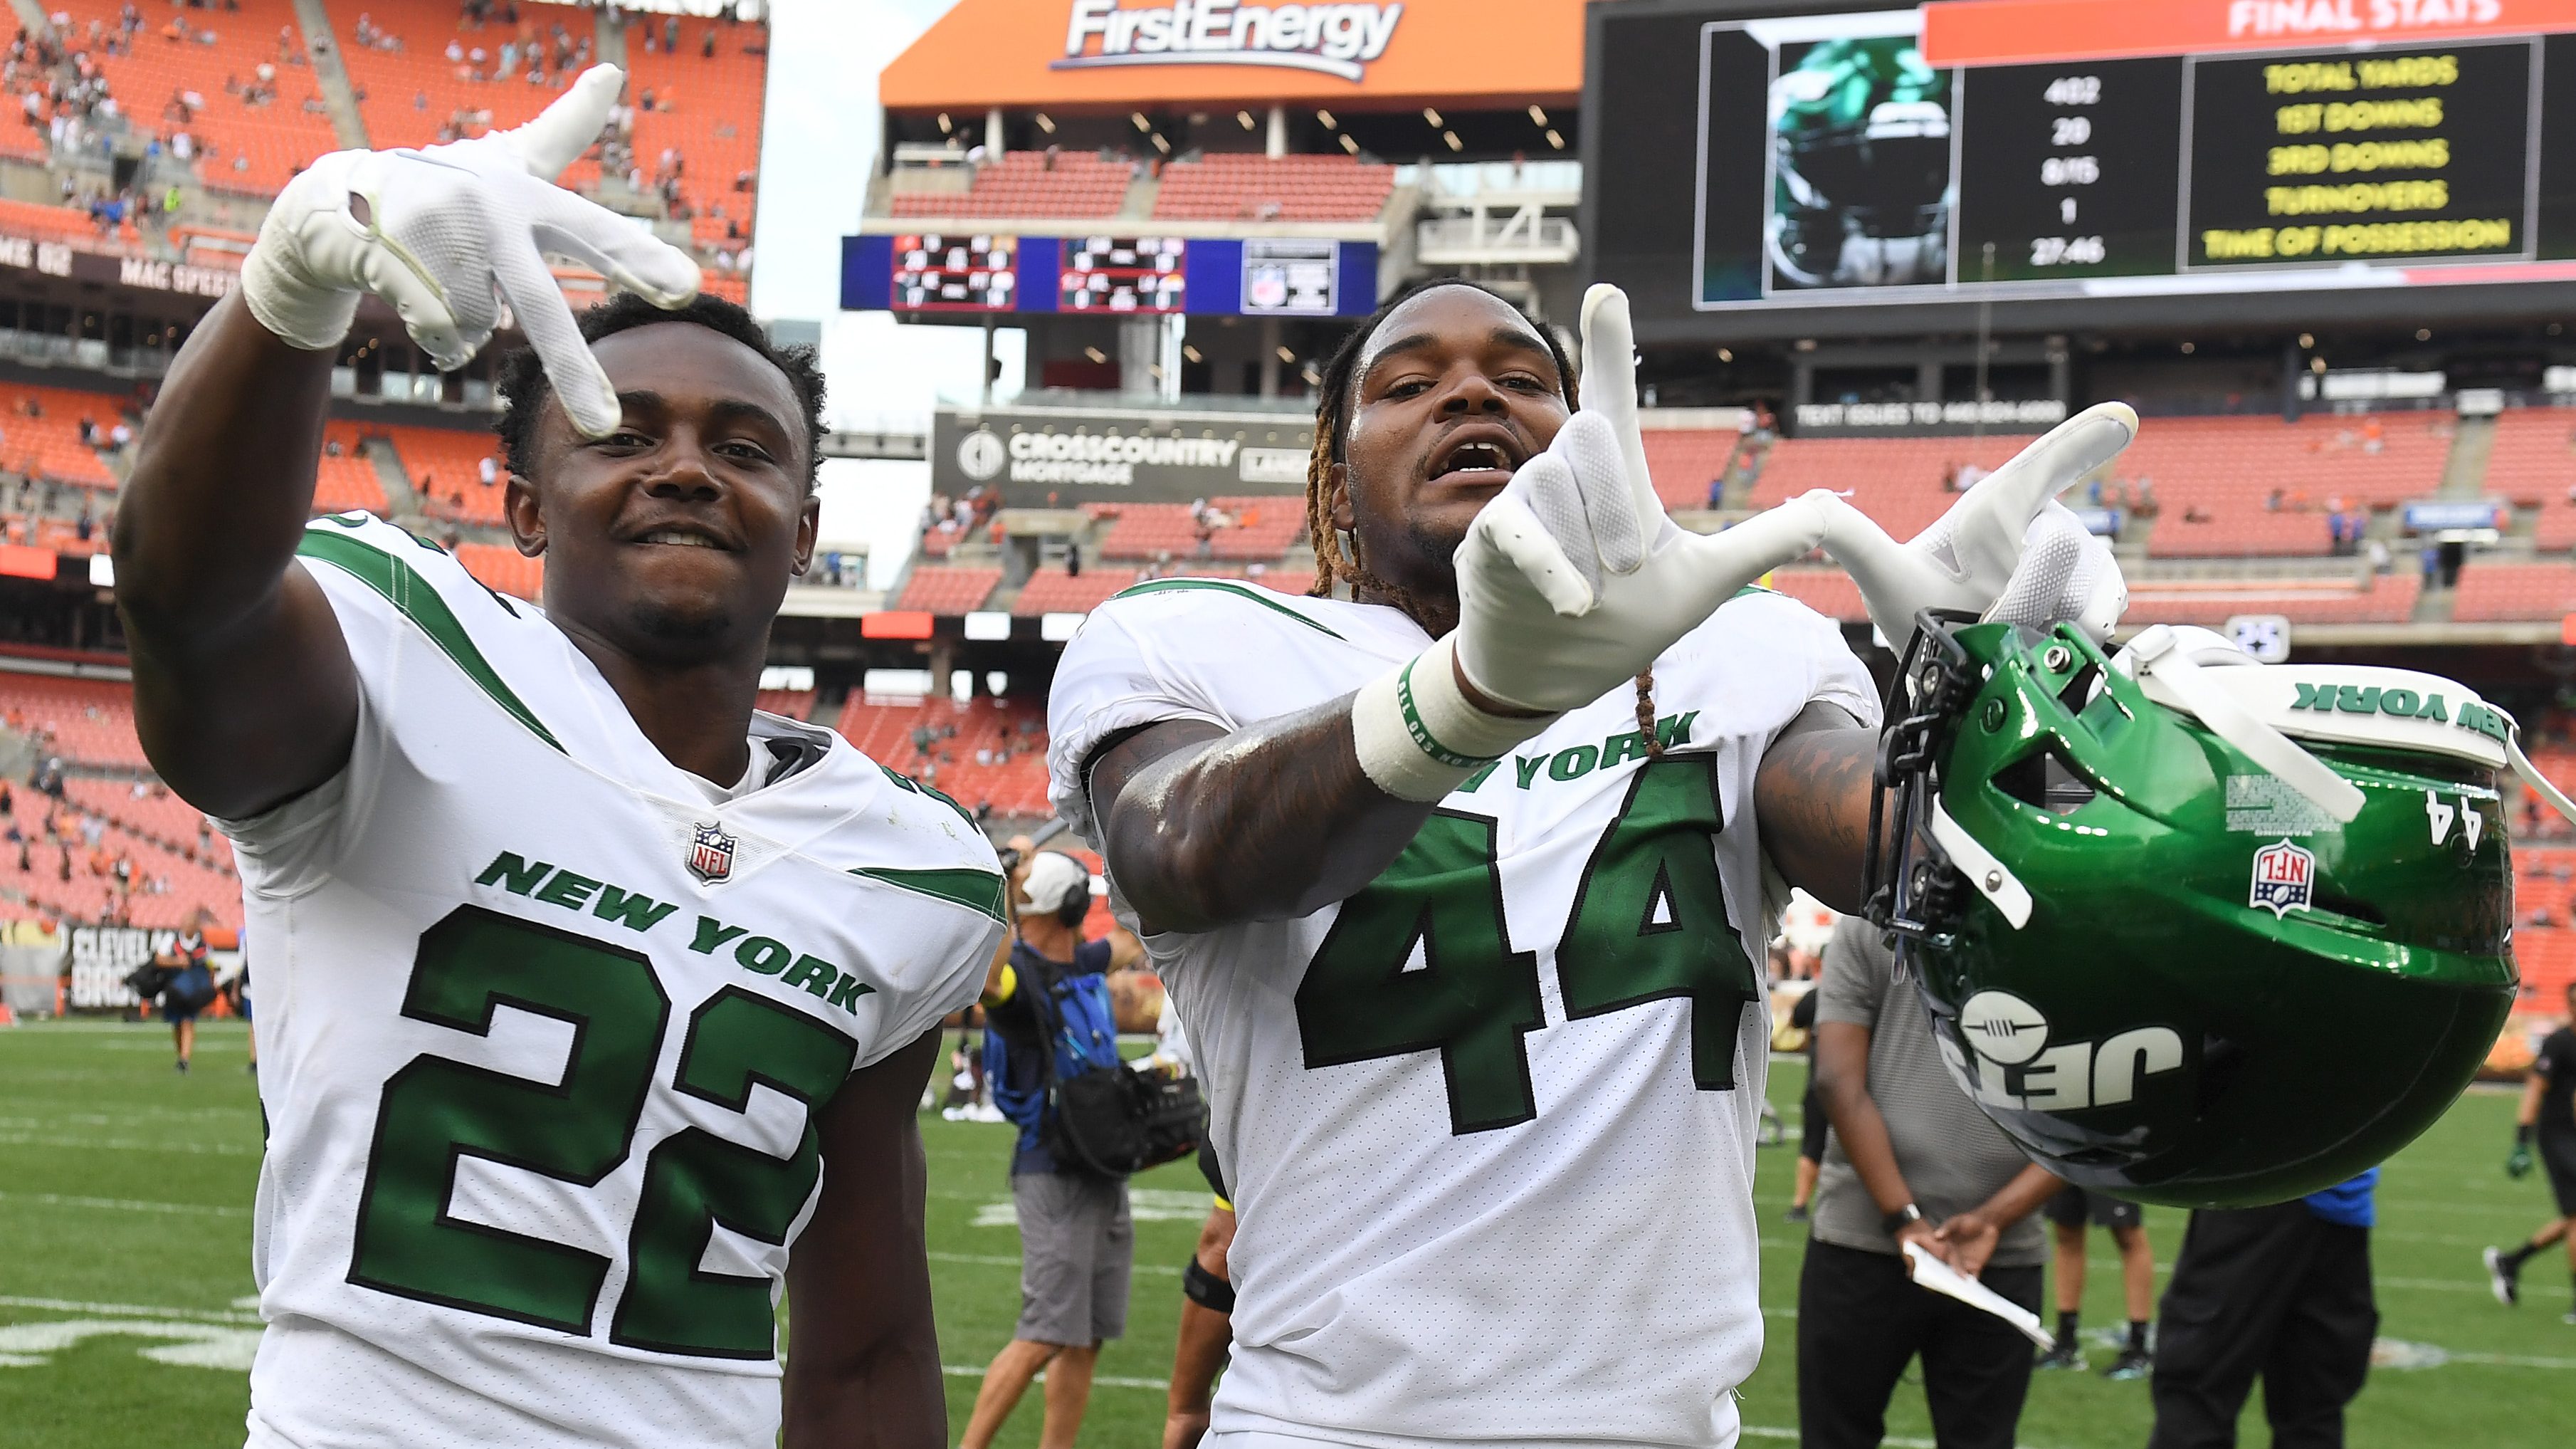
left=1868, top=616, right=2567, bottom=1208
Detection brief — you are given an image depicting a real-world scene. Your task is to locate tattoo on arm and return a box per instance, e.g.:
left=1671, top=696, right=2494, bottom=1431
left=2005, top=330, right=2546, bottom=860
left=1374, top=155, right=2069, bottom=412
left=1085, top=699, right=1437, bottom=935
left=1755, top=715, right=1887, bottom=915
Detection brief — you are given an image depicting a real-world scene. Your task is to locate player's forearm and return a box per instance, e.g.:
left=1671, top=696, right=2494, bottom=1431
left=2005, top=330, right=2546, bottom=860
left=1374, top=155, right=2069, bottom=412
left=1095, top=702, right=1438, bottom=933
left=2520, top=1074, right=2545, bottom=1128
left=116, top=291, right=335, bottom=632
left=1167, top=1297, right=1231, bottom=1417
left=782, top=1329, right=945, bottom=1449
left=1755, top=723, right=1887, bottom=915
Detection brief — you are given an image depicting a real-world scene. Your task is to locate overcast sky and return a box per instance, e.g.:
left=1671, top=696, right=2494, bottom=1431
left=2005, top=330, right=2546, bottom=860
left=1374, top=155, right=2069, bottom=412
left=750, top=0, right=960, bottom=325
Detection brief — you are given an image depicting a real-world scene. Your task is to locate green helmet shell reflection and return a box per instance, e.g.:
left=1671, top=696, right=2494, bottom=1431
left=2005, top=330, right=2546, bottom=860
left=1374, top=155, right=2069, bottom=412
left=1881, top=619, right=2515, bottom=1208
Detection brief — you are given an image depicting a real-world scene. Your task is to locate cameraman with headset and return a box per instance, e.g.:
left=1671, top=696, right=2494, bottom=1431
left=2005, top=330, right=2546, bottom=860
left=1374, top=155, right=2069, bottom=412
left=960, top=851, right=1143, bottom=1449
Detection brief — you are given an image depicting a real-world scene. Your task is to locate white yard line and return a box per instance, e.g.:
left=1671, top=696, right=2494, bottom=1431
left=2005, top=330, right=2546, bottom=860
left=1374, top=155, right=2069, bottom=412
left=0, top=1190, right=250, bottom=1219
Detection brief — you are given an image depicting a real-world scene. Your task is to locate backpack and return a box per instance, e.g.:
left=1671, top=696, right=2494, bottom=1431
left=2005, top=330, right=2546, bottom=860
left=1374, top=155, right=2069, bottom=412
left=987, top=946, right=1205, bottom=1178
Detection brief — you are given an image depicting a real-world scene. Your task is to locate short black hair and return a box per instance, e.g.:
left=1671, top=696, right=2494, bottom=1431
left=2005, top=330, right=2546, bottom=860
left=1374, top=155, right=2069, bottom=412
left=493, top=291, right=827, bottom=492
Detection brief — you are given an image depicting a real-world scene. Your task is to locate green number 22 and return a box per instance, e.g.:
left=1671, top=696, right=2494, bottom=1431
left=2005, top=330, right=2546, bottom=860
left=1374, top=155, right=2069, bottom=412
left=349, top=906, right=856, bottom=1357
left=1296, top=757, right=1760, bottom=1134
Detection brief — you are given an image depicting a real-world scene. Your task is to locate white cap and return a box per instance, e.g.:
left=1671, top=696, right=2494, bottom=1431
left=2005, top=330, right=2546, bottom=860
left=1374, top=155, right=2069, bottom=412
left=1019, top=851, right=1091, bottom=916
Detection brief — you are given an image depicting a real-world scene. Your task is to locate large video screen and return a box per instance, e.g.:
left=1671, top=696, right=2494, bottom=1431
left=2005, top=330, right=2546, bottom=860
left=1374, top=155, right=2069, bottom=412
left=1588, top=3, right=2576, bottom=335
left=1693, top=14, right=2554, bottom=310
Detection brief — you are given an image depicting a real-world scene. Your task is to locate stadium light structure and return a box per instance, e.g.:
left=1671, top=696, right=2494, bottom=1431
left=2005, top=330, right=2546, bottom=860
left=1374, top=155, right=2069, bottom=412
left=1040, top=612, right=1085, bottom=642
left=963, top=612, right=1011, bottom=641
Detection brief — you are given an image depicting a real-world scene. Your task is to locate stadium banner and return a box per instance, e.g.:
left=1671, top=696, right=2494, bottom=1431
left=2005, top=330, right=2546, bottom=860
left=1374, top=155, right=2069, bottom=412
left=1922, top=0, right=2576, bottom=69
left=64, top=925, right=172, bottom=1011
left=935, top=402, right=1315, bottom=503
left=1792, top=397, right=2068, bottom=436
left=880, top=0, right=1585, bottom=110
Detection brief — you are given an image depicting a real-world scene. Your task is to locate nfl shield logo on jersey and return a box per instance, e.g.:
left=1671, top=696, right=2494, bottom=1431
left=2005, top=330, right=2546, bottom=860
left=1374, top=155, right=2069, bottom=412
left=688, top=821, right=736, bottom=884
left=2249, top=839, right=2314, bottom=918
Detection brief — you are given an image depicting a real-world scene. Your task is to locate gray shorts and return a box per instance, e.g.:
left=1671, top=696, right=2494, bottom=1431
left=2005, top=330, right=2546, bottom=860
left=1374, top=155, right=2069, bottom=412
left=1012, top=1171, right=1132, bottom=1346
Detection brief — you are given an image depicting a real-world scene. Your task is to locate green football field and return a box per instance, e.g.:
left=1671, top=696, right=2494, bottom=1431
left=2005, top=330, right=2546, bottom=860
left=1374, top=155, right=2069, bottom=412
left=2, top=1020, right=2570, bottom=1448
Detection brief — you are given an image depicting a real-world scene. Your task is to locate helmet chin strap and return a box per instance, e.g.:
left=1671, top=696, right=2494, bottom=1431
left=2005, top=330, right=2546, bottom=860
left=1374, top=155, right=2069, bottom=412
left=2122, top=626, right=2365, bottom=824
left=2502, top=716, right=2576, bottom=827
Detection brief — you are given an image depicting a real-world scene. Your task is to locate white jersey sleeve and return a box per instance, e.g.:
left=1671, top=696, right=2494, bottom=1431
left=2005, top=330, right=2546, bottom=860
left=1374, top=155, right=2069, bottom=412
left=1047, top=579, right=1417, bottom=839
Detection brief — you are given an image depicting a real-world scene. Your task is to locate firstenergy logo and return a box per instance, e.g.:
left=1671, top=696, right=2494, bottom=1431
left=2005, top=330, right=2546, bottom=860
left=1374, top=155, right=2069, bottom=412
left=1061, top=0, right=1404, bottom=83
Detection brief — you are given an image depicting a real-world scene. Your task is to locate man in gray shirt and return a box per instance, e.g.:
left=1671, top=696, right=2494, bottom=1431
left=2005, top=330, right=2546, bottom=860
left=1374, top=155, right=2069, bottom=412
left=1799, top=915, right=2061, bottom=1449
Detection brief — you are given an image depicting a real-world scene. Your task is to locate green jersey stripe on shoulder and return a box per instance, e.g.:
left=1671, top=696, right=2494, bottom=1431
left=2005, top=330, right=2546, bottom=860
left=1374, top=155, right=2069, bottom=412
left=849, top=865, right=1007, bottom=923
left=1109, top=578, right=1346, bottom=639
left=297, top=527, right=564, bottom=753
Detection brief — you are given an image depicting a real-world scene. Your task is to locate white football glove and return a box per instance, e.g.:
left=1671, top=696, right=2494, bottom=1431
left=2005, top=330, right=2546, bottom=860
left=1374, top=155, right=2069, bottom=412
left=1351, top=284, right=1841, bottom=800
left=242, top=65, right=700, bottom=439
left=1815, top=402, right=2136, bottom=649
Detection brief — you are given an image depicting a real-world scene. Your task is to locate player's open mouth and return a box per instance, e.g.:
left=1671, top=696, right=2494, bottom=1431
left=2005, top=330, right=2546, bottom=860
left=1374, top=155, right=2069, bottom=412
left=1426, top=427, right=1525, bottom=486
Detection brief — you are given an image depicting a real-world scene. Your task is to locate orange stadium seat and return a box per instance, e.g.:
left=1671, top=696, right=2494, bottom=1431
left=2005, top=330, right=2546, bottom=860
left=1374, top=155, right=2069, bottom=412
left=0, top=671, right=147, bottom=768
left=378, top=423, right=506, bottom=525
left=61, top=0, right=343, bottom=194
left=2123, top=412, right=2451, bottom=558
left=1765, top=569, right=2420, bottom=627
left=0, top=780, right=244, bottom=930
left=894, top=565, right=1000, bottom=614
left=454, top=540, right=541, bottom=600
left=753, top=689, right=815, bottom=721
left=837, top=694, right=1050, bottom=816
left=0, top=197, right=127, bottom=249
left=336, top=0, right=603, bottom=192
left=1643, top=427, right=1740, bottom=511
left=1750, top=433, right=2041, bottom=541
left=1013, top=566, right=1137, bottom=616
left=888, top=152, right=1134, bottom=219
left=620, top=12, right=768, bottom=251
left=1150, top=155, right=1395, bottom=223
left=0, top=382, right=124, bottom=490
left=2480, top=407, right=2576, bottom=509
left=2452, top=560, right=2576, bottom=624
left=315, top=422, right=388, bottom=514
left=59, top=777, right=215, bottom=856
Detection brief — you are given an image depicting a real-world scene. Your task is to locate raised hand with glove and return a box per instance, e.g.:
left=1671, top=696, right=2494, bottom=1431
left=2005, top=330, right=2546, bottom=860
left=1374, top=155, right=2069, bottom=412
left=1814, top=402, right=2137, bottom=649
left=243, top=64, right=700, bottom=439
left=1349, top=283, right=1846, bottom=800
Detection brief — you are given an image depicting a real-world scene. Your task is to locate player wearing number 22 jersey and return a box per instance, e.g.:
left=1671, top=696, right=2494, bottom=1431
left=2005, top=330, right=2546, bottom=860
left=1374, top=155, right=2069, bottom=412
left=119, top=89, right=1006, bottom=1448
left=221, top=513, right=1003, bottom=1447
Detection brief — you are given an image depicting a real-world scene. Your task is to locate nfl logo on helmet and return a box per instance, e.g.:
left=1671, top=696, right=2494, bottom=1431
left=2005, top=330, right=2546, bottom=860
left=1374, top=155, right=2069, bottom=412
left=2249, top=839, right=2314, bottom=918
left=688, top=821, right=736, bottom=884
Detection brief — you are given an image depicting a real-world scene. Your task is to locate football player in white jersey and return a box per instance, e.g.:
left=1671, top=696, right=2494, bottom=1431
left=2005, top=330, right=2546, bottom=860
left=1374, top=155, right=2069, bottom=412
left=1045, top=278, right=2132, bottom=1449
left=112, top=70, right=1003, bottom=1449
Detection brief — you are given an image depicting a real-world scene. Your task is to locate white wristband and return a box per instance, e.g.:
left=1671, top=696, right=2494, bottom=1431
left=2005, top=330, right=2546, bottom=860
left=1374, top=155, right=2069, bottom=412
left=241, top=215, right=360, bottom=352
left=1350, top=634, right=1560, bottom=802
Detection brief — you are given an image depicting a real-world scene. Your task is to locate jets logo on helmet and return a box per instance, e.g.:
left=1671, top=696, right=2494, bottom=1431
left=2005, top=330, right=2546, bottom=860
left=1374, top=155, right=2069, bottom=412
left=1958, top=990, right=2051, bottom=1065
left=2248, top=839, right=2315, bottom=918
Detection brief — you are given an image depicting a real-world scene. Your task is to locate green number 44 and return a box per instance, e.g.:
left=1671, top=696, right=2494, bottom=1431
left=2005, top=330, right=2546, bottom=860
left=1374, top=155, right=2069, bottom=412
left=349, top=906, right=856, bottom=1358
left=1296, top=757, right=1760, bottom=1134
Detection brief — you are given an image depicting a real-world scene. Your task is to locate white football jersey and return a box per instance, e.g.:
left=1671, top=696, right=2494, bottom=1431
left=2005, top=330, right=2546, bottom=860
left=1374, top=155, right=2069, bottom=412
left=1047, top=578, right=1878, bottom=1449
left=224, top=515, right=1005, bottom=1449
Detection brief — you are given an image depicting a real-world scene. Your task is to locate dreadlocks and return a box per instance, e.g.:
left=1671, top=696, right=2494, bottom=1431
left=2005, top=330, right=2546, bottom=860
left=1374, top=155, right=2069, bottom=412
left=1299, top=277, right=1661, bottom=755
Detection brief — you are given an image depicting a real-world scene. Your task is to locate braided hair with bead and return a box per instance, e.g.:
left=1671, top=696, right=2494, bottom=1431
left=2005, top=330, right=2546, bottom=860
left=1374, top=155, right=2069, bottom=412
left=1299, top=278, right=1666, bottom=757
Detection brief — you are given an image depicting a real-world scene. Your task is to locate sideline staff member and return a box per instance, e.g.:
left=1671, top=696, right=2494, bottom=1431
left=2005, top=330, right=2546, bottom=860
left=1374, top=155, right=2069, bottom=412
left=960, top=852, right=1141, bottom=1449
left=1800, top=916, right=2061, bottom=1449
left=2486, top=980, right=2576, bottom=1322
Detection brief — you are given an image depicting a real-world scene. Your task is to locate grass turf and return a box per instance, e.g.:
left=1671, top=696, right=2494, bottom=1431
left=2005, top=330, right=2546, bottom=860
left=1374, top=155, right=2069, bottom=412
left=1, top=1020, right=2570, bottom=1448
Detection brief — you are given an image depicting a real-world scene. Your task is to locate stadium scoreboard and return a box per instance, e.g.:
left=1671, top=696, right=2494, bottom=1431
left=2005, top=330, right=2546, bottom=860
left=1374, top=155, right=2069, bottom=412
left=845, top=233, right=1377, bottom=318
left=1589, top=1, right=2576, bottom=331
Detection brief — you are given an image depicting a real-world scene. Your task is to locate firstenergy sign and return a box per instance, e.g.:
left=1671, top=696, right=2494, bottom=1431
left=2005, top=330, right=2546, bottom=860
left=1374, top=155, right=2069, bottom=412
left=1061, top=0, right=1403, bottom=83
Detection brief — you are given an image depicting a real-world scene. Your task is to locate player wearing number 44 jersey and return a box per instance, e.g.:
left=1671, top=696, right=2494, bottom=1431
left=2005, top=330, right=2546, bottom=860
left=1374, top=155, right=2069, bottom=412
left=1051, top=278, right=2135, bottom=1449
left=115, top=72, right=1004, bottom=1449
